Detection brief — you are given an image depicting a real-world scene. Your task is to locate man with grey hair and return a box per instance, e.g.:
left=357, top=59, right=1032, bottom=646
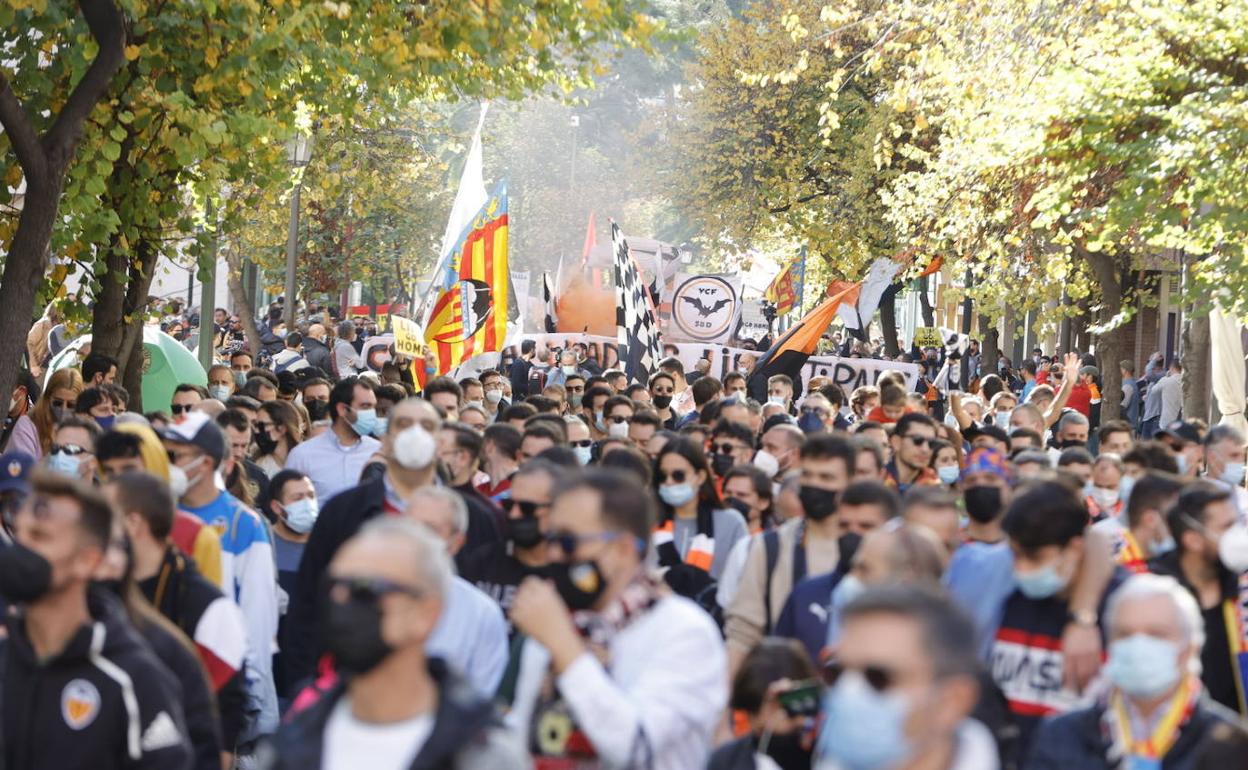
left=332, top=320, right=363, bottom=379
left=404, top=486, right=508, bottom=696
left=817, top=585, right=998, bottom=770
left=544, top=348, right=588, bottom=388
left=1027, top=573, right=1239, bottom=769
left=1047, top=410, right=1090, bottom=465
left=1203, top=424, right=1248, bottom=513
left=259, top=517, right=525, bottom=769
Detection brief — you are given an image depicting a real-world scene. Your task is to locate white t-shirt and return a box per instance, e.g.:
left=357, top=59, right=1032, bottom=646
left=323, top=698, right=433, bottom=770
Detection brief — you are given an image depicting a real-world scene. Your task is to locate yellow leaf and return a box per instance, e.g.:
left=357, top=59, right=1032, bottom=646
left=124, top=45, right=141, bottom=61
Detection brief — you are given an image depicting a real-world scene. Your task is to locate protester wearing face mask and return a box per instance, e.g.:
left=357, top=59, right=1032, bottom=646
left=461, top=461, right=568, bottom=622
left=1202, top=424, right=1248, bottom=513
left=765, top=374, right=795, bottom=414
left=0, top=472, right=194, bottom=769
left=285, top=376, right=381, bottom=503
left=508, top=469, right=727, bottom=770
left=817, top=585, right=997, bottom=770
left=160, top=412, right=280, bottom=739
left=46, top=415, right=100, bottom=484
left=265, top=517, right=527, bottom=768
left=269, top=470, right=318, bottom=595
left=653, top=439, right=749, bottom=605
left=207, top=364, right=238, bottom=403
left=726, top=434, right=854, bottom=680
left=1157, top=421, right=1205, bottom=479
left=602, top=394, right=636, bottom=440
left=253, top=399, right=303, bottom=478
left=1027, top=574, right=1240, bottom=769
left=103, top=470, right=250, bottom=753
left=990, top=480, right=1127, bottom=762
left=30, top=367, right=83, bottom=458
left=580, top=384, right=613, bottom=441
left=1150, top=481, right=1248, bottom=715
left=928, top=438, right=961, bottom=487
left=545, top=349, right=589, bottom=388
left=436, top=422, right=505, bottom=519
left=402, top=486, right=508, bottom=696
left=299, top=378, right=332, bottom=425
left=709, top=638, right=820, bottom=770
left=1090, top=471, right=1183, bottom=574
left=757, top=422, right=805, bottom=481
left=1084, top=454, right=1126, bottom=523
left=647, top=371, right=679, bottom=429
left=477, top=368, right=509, bottom=421
left=2, top=369, right=40, bottom=458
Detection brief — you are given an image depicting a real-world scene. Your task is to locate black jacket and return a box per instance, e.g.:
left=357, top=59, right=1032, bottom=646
left=1, top=589, right=193, bottom=770
left=1026, top=693, right=1238, bottom=770
left=302, top=337, right=334, bottom=378
left=133, top=613, right=222, bottom=770
left=257, top=658, right=525, bottom=770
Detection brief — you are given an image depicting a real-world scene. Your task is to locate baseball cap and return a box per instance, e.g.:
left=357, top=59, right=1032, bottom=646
left=1156, top=420, right=1202, bottom=446
left=0, top=451, right=34, bottom=494
left=961, top=447, right=1011, bottom=483
left=156, top=411, right=226, bottom=464
left=1078, top=365, right=1100, bottom=378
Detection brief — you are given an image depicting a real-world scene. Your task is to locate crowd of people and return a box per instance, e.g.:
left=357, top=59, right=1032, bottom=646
left=3, top=317, right=1248, bottom=770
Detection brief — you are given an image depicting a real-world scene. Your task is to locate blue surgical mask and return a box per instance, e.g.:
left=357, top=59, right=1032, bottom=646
left=234, top=371, right=247, bottom=388
left=937, top=465, right=960, bottom=485
left=593, top=410, right=606, bottom=432
left=1119, top=475, right=1136, bottom=506
left=350, top=408, right=378, bottom=438
left=817, top=670, right=913, bottom=770
left=373, top=417, right=388, bottom=437
left=1175, top=454, right=1188, bottom=475
left=1014, top=560, right=1069, bottom=600
left=658, top=483, right=697, bottom=508
left=282, top=497, right=320, bottom=535
left=768, top=396, right=788, bottom=408
left=208, top=385, right=232, bottom=402
left=47, top=451, right=81, bottom=478
left=94, top=414, right=115, bottom=431
left=1221, top=462, right=1246, bottom=487
left=1105, top=634, right=1181, bottom=698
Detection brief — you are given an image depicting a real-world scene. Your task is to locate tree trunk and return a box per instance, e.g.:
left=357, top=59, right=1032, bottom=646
left=223, top=244, right=261, bottom=357
left=120, top=322, right=145, bottom=412
left=918, top=275, right=935, bottom=327
left=0, top=0, right=126, bottom=404
left=978, top=313, right=1000, bottom=377
left=960, top=269, right=974, bottom=335
left=93, top=239, right=160, bottom=411
left=880, top=291, right=900, bottom=357
left=1085, top=250, right=1126, bottom=421
left=1182, top=312, right=1211, bottom=423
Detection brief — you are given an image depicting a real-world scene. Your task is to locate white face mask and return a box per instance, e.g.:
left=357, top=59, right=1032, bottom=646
left=393, top=425, right=436, bottom=470
left=168, top=463, right=190, bottom=499
left=607, top=421, right=630, bottom=439
left=754, top=449, right=780, bottom=478
left=1089, top=486, right=1120, bottom=510
left=485, top=389, right=504, bottom=404
left=282, top=497, right=320, bottom=534
left=573, top=445, right=593, bottom=465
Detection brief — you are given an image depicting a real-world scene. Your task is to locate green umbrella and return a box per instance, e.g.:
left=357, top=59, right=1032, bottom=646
left=46, top=327, right=208, bottom=412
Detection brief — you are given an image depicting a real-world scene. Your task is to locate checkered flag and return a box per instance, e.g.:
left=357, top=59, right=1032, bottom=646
left=612, top=221, right=663, bottom=384
left=543, top=271, right=559, bottom=333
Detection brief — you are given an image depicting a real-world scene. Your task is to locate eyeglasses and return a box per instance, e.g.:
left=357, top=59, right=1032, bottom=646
left=505, top=498, right=547, bottom=518
left=608, top=415, right=629, bottom=424
left=570, top=439, right=593, bottom=448
left=546, top=530, right=631, bottom=558
left=50, top=398, right=76, bottom=411
left=657, top=469, right=688, bottom=484
left=253, top=421, right=275, bottom=432
left=822, top=660, right=898, bottom=692
left=171, top=403, right=194, bottom=415
left=50, top=444, right=89, bottom=456
left=326, top=575, right=425, bottom=605
left=903, top=435, right=933, bottom=448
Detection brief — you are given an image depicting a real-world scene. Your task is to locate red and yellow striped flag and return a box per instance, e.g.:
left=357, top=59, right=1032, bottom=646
left=424, top=183, right=510, bottom=374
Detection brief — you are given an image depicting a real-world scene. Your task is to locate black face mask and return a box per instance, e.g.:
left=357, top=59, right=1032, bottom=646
left=760, top=731, right=812, bottom=770
left=651, top=395, right=672, bottom=410
left=836, top=532, right=863, bottom=574
left=305, top=400, right=330, bottom=422
left=0, top=541, right=52, bottom=603
left=506, top=516, right=543, bottom=549
left=964, top=485, right=1003, bottom=524
left=711, top=452, right=735, bottom=477
left=798, top=485, right=839, bottom=522
left=322, top=595, right=392, bottom=675
left=254, top=430, right=279, bottom=456
left=548, top=559, right=606, bottom=611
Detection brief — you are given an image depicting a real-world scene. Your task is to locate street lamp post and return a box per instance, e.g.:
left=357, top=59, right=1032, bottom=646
left=284, top=133, right=314, bottom=329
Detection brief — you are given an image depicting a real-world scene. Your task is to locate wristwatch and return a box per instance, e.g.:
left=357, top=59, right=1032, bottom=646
left=1066, top=608, right=1098, bottom=628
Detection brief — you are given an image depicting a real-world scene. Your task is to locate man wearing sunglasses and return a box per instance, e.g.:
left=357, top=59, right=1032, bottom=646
left=885, top=413, right=940, bottom=493
left=263, top=517, right=527, bottom=769
left=170, top=383, right=207, bottom=419
left=818, top=585, right=996, bottom=770
left=508, top=469, right=727, bottom=770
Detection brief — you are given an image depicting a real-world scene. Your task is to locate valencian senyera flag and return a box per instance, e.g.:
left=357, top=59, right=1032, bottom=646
left=424, top=181, right=514, bottom=374
left=764, top=249, right=806, bottom=316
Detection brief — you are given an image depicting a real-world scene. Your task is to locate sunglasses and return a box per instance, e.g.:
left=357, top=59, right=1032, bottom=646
left=903, top=435, right=933, bottom=448
left=505, top=498, right=546, bottom=518
left=570, top=439, right=593, bottom=448
left=712, top=443, right=741, bottom=455
left=822, top=660, right=897, bottom=692
left=545, top=530, right=631, bottom=558
left=171, top=404, right=194, bottom=415
left=50, top=398, right=76, bottom=411
left=50, top=443, right=89, bottom=456
left=657, top=469, right=688, bottom=484
left=327, top=575, right=424, bottom=605
left=607, top=415, right=629, bottom=424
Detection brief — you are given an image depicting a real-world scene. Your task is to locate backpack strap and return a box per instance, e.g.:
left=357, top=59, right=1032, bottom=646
left=495, top=633, right=528, bottom=708
left=762, top=529, right=780, bottom=635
